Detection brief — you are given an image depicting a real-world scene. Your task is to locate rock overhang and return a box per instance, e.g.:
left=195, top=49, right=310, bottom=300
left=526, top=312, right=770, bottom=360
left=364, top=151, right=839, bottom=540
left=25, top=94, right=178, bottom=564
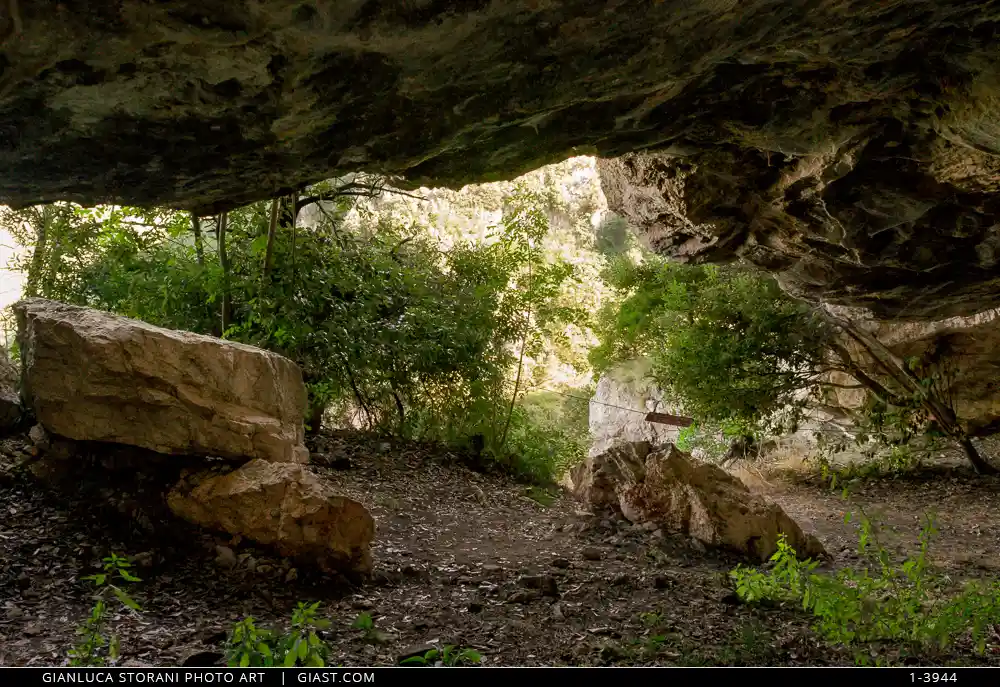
left=2, top=1, right=1000, bottom=316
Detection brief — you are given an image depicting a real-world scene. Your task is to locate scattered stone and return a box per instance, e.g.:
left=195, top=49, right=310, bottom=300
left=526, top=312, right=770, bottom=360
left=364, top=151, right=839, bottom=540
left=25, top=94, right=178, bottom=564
left=652, top=574, right=675, bottom=590
left=5, top=605, right=23, bottom=620
left=14, top=298, right=309, bottom=464
left=23, top=622, right=42, bottom=636
left=481, top=564, right=502, bottom=574
left=519, top=574, right=559, bottom=597
left=168, top=459, right=375, bottom=575
left=213, top=545, right=237, bottom=569
left=550, top=557, right=571, bottom=569
left=398, top=644, right=436, bottom=663
left=581, top=546, right=603, bottom=561
left=507, top=590, right=540, bottom=604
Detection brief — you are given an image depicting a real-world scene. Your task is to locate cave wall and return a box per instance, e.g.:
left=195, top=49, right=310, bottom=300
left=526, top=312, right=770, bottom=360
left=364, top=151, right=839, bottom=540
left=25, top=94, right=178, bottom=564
left=3, top=2, right=1000, bottom=317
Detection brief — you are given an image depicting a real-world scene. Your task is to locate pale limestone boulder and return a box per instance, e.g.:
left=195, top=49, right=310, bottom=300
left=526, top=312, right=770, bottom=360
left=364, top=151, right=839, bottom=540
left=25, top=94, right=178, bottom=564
left=569, top=441, right=826, bottom=561
left=14, top=298, right=307, bottom=464
left=167, top=460, right=374, bottom=575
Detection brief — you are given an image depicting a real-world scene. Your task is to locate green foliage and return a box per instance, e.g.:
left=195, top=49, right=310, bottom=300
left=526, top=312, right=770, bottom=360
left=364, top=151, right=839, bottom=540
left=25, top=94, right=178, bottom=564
left=399, top=645, right=484, bottom=666
left=731, top=516, right=1000, bottom=664
left=225, top=602, right=331, bottom=667
left=594, top=213, right=633, bottom=257
left=592, top=255, right=832, bottom=438
left=69, top=553, right=142, bottom=666
left=4, top=184, right=586, bottom=484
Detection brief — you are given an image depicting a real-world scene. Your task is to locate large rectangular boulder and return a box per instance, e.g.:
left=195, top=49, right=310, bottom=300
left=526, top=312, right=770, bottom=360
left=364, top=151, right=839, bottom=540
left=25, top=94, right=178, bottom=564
left=14, top=298, right=308, bottom=464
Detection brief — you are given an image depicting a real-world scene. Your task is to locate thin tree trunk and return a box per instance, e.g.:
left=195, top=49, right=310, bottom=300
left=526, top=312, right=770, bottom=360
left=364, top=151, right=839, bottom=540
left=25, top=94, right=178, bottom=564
left=958, top=437, right=996, bottom=476
left=290, top=194, right=298, bottom=280
left=218, top=211, right=231, bottom=334
left=498, top=262, right=532, bottom=450
left=262, top=198, right=279, bottom=283
left=24, top=208, right=48, bottom=298
left=191, top=213, right=204, bottom=266
left=824, top=310, right=999, bottom=475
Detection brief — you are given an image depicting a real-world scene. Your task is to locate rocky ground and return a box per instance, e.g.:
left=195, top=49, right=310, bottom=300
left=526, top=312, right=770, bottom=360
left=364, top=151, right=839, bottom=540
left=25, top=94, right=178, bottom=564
left=1, top=430, right=999, bottom=667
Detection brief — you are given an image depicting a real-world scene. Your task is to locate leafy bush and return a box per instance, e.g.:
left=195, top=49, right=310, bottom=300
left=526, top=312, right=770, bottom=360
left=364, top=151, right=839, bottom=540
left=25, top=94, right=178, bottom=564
left=591, top=255, right=832, bottom=439
left=731, top=515, right=1000, bottom=664
left=2, top=187, right=586, bottom=483
left=225, top=602, right=331, bottom=667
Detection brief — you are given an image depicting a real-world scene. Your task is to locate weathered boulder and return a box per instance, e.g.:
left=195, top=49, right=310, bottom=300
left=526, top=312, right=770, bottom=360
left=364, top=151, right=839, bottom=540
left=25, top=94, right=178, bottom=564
left=567, top=442, right=826, bottom=561
left=14, top=298, right=308, bottom=464
left=588, top=358, right=685, bottom=458
left=167, top=460, right=374, bottom=576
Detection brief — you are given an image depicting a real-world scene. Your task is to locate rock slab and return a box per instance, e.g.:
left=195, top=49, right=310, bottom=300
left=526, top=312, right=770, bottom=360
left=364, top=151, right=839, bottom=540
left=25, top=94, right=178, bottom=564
left=14, top=298, right=308, bottom=463
left=567, top=442, right=826, bottom=561
left=167, top=460, right=374, bottom=575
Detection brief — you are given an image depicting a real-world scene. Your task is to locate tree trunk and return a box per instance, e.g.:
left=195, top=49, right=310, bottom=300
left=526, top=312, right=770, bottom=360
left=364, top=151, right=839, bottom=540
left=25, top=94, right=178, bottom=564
left=191, top=213, right=204, bottom=265
left=306, top=402, right=324, bottom=437
left=262, top=198, right=278, bottom=283
left=217, top=211, right=231, bottom=334
left=959, top=437, right=1000, bottom=476
left=24, top=208, right=48, bottom=298
left=824, top=309, right=999, bottom=475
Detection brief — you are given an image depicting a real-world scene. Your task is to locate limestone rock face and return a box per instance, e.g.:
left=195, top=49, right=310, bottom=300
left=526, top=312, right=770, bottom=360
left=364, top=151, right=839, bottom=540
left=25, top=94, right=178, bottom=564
left=0, top=355, right=23, bottom=430
left=568, top=442, right=826, bottom=561
left=14, top=298, right=308, bottom=464
left=589, top=359, right=684, bottom=458
left=167, top=460, right=375, bottom=575
left=2, top=3, right=999, bottom=322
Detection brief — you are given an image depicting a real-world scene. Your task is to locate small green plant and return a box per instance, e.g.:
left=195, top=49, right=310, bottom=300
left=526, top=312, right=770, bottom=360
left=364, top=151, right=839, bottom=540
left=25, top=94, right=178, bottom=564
left=731, top=515, right=1000, bottom=664
left=225, top=602, right=331, bottom=667
left=400, top=645, right=484, bottom=666
left=68, top=553, right=142, bottom=666
left=351, top=611, right=389, bottom=644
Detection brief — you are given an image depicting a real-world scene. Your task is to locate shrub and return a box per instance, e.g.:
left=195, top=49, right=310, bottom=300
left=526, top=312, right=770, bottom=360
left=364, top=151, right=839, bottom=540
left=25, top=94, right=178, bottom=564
left=731, top=514, right=1000, bottom=664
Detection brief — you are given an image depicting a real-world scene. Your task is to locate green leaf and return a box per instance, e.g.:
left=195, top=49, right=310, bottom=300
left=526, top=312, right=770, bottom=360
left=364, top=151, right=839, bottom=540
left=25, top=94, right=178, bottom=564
left=111, top=586, right=140, bottom=611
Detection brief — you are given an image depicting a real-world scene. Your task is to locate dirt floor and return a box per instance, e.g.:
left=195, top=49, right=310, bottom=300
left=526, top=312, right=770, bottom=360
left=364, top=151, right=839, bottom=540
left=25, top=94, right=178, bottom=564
left=1, top=430, right=999, bottom=667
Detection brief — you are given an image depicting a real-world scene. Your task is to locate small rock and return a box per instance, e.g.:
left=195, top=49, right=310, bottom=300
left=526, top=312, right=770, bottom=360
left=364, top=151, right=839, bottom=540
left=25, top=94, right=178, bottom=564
left=214, top=545, right=237, bottom=569
left=689, top=537, right=707, bottom=553
left=398, top=644, right=436, bottom=663
left=23, top=622, right=43, bottom=636
left=581, top=546, right=603, bottom=561
left=550, top=603, right=565, bottom=620
left=550, top=557, right=571, bottom=569
left=132, top=551, right=154, bottom=568
left=351, top=599, right=374, bottom=611
left=285, top=567, right=298, bottom=583
left=519, top=574, right=559, bottom=597
left=507, top=590, right=540, bottom=604
left=5, top=605, right=24, bottom=620
left=481, top=564, right=502, bottom=574
left=652, top=574, right=675, bottom=590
